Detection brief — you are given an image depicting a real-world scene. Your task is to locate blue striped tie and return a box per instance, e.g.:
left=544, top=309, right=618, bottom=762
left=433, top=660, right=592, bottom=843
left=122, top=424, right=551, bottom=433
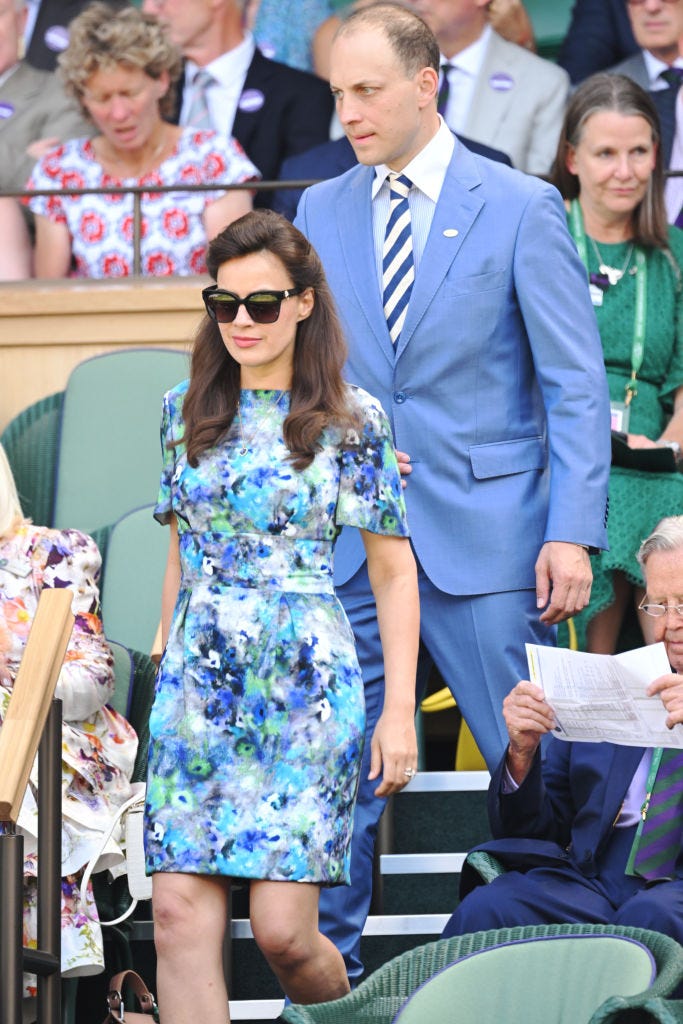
left=382, top=173, right=414, bottom=345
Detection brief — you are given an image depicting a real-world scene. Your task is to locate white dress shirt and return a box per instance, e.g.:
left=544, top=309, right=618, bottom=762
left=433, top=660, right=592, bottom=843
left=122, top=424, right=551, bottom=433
left=181, top=32, right=256, bottom=138
left=439, top=25, right=492, bottom=134
left=371, top=116, right=455, bottom=288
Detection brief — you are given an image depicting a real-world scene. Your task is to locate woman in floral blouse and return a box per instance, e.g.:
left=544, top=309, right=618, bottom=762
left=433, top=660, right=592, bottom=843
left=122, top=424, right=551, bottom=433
left=27, top=3, right=258, bottom=279
left=0, top=443, right=137, bottom=997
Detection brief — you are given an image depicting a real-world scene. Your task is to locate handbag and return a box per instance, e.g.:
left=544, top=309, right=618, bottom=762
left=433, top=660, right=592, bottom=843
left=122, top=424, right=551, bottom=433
left=81, top=782, right=152, bottom=926
left=104, top=970, right=159, bottom=1024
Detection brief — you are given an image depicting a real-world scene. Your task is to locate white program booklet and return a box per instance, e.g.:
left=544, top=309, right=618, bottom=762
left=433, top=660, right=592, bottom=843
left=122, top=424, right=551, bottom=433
left=525, top=642, right=683, bottom=748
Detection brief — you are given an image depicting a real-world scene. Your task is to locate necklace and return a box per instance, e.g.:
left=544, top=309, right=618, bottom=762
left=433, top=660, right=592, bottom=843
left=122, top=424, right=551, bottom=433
left=589, top=236, right=635, bottom=286
left=97, top=126, right=169, bottom=178
left=236, top=390, right=286, bottom=455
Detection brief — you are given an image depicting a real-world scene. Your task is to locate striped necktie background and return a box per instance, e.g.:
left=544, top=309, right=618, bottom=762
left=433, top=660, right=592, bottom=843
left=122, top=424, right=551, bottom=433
left=382, top=173, right=414, bottom=345
left=185, top=68, right=215, bottom=132
left=630, top=746, right=683, bottom=881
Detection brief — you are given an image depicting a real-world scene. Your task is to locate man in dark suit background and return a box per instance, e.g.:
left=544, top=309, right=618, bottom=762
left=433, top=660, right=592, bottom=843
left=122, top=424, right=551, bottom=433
left=23, top=0, right=90, bottom=71
left=144, top=0, right=333, bottom=208
left=557, top=0, right=638, bottom=85
left=444, top=515, right=683, bottom=950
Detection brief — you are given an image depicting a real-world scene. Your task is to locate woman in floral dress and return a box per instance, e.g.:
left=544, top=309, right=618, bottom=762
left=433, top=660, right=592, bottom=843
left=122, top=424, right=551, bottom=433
left=26, top=3, right=257, bottom=279
left=145, top=209, right=419, bottom=1022
left=0, top=444, right=137, bottom=998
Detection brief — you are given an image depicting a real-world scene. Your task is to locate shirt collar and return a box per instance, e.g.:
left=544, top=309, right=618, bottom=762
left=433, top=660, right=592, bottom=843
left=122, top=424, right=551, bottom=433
left=371, top=116, right=455, bottom=201
left=185, top=31, right=256, bottom=90
left=643, top=48, right=683, bottom=87
left=0, top=62, right=19, bottom=90
left=442, top=23, right=491, bottom=78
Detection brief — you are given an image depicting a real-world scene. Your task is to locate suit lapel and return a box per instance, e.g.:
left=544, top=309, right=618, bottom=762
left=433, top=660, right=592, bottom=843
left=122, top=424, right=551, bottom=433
left=339, top=166, right=396, bottom=367
left=232, top=50, right=266, bottom=148
left=395, top=141, right=483, bottom=360
left=600, top=744, right=646, bottom=835
left=465, top=33, right=517, bottom=143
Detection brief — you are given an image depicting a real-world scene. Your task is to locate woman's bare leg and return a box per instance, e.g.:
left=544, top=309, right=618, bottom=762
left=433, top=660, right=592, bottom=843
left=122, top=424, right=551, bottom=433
left=152, top=873, right=231, bottom=1024
left=0, top=199, right=32, bottom=280
left=250, top=880, right=349, bottom=1004
left=586, top=570, right=632, bottom=654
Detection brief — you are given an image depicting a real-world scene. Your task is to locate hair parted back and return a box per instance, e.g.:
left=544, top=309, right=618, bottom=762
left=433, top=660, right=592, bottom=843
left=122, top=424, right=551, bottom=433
left=58, top=2, right=182, bottom=119
left=638, top=515, right=683, bottom=568
left=336, top=2, right=439, bottom=76
left=0, top=444, right=25, bottom=539
left=551, top=72, right=668, bottom=249
left=181, top=209, right=360, bottom=471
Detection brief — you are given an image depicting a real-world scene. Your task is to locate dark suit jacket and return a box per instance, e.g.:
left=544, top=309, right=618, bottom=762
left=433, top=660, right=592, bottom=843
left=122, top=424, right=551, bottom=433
left=557, top=0, right=639, bottom=85
left=272, top=133, right=513, bottom=222
left=173, top=49, right=333, bottom=208
left=25, top=0, right=110, bottom=72
left=460, top=739, right=647, bottom=899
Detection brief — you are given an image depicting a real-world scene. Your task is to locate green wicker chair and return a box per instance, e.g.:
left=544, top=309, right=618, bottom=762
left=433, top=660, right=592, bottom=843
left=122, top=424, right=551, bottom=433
left=1, top=391, right=64, bottom=527
left=281, top=924, right=683, bottom=1024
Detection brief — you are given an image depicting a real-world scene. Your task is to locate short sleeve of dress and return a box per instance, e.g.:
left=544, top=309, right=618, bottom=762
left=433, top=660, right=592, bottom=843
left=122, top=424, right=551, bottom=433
left=660, top=229, right=683, bottom=406
left=154, top=383, right=187, bottom=526
left=336, top=387, right=410, bottom=537
left=26, top=148, right=67, bottom=224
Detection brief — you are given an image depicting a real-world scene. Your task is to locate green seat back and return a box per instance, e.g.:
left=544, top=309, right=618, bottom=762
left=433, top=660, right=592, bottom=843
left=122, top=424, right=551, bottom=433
left=525, top=0, right=573, bottom=60
left=393, top=935, right=656, bottom=1024
left=53, top=348, right=188, bottom=535
left=108, top=639, right=135, bottom=717
left=101, top=505, right=168, bottom=656
left=1, top=392, right=64, bottom=526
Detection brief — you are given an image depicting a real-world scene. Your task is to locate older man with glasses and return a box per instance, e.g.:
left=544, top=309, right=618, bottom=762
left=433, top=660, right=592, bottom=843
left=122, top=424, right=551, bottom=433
left=443, top=513, right=683, bottom=949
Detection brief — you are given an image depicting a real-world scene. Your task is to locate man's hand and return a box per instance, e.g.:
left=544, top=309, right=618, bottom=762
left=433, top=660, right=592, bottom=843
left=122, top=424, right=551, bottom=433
left=26, top=137, right=61, bottom=161
left=395, top=449, right=412, bottom=489
left=535, top=540, right=592, bottom=625
left=648, top=673, right=683, bottom=729
left=503, top=680, right=555, bottom=784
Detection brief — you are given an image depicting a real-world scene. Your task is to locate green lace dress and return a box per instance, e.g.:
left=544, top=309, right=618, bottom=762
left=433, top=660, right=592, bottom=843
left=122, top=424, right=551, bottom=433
left=573, top=226, right=683, bottom=643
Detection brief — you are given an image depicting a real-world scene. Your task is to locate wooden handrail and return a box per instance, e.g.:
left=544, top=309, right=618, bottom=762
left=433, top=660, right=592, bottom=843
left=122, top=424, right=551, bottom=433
left=0, top=588, right=74, bottom=822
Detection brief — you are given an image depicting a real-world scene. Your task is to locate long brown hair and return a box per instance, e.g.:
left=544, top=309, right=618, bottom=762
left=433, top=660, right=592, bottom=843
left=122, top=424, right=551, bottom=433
left=551, top=73, right=668, bottom=249
left=182, top=209, right=359, bottom=470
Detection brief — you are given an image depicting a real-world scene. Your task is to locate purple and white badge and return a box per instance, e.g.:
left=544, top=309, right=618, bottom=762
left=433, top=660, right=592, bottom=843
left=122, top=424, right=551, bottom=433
left=238, top=88, right=265, bottom=113
left=44, top=25, right=70, bottom=52
left=0, top=102, right=15, bottom=120
left=488, top=71, right=514, bottom=92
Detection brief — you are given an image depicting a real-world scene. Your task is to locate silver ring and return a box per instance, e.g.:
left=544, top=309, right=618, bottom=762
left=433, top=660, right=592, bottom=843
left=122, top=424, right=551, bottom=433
left=403, top=768, right=416, bottom=778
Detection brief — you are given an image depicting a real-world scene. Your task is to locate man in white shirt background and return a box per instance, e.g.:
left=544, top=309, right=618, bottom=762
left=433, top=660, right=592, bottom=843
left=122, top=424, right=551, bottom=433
left=410, top=0, right=569, bottom=175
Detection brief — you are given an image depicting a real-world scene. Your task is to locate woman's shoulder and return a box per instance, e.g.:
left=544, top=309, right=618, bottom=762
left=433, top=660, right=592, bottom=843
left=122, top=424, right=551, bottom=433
left=30, top=136, right=95, bottom=182
left=5, top=523, right=99, bottom=565
left=666, top=225, right=683, bottom=262
left=344, top=383, right=387, bottom=417
left=165, top=378, right=190, bottom=403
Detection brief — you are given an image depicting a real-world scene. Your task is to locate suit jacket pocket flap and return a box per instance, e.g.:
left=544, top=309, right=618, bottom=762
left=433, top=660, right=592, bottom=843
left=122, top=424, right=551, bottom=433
left=469, top=436, right=546, bottom=480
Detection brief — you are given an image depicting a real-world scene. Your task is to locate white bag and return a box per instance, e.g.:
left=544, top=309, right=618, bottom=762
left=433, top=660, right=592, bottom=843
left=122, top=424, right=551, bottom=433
left=81, top=782, right=152, bottom=925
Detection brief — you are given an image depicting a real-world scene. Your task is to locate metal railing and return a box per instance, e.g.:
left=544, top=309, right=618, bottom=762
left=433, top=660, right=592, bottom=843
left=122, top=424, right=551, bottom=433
left=2, top=179, right=318, bottom=275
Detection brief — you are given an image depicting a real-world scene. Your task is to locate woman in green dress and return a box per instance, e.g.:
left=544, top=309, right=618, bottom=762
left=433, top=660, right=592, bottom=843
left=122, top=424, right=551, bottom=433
left=552, top=73, right=683, bottom=654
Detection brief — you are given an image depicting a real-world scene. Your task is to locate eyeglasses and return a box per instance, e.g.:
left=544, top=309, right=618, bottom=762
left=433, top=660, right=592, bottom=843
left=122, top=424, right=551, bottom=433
left=638, top=597, right=683, bottom=618
left=202, top=285, right=303, bottom=324
left=627, top=0, right=680, bottom=5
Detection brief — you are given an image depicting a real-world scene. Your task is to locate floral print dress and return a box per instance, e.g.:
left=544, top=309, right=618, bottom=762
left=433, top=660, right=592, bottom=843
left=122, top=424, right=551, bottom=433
left=0, top=525, right=137, bottom=995
left=145, top=382, right=408, bottom=885
left=26, top=128, right=258, bottom=278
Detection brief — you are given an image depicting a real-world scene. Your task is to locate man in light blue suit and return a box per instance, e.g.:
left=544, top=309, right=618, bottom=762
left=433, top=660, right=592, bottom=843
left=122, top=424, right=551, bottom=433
left=294, top=1, right=611, bottom=982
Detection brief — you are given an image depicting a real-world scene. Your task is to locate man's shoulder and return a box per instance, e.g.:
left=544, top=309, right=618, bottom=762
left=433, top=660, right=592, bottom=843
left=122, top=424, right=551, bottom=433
left=1, top=61, right=52, bottom=100
left=608, top=51, right=648, bottom=79
left=486, top=30, right=569, bottom=87
left=245, top=48, right=330, bottom=100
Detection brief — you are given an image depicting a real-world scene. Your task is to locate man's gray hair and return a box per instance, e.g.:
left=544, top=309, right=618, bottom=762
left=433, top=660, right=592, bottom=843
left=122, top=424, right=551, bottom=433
left=637, top=516, right=683, bottom=568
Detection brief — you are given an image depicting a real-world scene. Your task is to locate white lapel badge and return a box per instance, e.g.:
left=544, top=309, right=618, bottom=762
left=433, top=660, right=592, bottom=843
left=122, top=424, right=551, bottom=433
left=443, top=229, right=459, bottom=237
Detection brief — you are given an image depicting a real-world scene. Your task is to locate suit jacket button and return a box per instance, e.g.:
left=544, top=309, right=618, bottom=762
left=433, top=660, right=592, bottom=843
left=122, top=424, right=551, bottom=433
left=394, top=391, right=406, bottom=404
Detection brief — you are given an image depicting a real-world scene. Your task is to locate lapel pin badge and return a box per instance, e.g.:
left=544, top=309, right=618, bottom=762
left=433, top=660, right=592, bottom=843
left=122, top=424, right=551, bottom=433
left=443, top=228, right=459, bottom=237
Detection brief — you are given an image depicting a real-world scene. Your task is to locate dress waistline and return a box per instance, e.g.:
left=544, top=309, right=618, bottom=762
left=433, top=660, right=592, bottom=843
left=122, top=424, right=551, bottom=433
left=178, top=529, right=336, bottom=594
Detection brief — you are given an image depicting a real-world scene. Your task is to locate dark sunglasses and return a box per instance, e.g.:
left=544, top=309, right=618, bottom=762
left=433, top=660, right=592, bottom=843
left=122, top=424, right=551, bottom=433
left=202, top=285, right=304, bottom=324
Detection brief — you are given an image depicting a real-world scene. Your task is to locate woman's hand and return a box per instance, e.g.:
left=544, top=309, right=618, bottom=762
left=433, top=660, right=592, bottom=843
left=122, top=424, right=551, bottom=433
left=627, top=433, right=659, bottom=449
left=395, top=449, right=412, bottom=489
left=369, top=706, right=418, bottom=796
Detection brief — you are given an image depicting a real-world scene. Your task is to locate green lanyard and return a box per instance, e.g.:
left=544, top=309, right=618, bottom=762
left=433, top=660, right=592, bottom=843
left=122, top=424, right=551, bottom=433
left=569, top=199, right=647, bottom=405
left=624, top=747, right=662, bottom=876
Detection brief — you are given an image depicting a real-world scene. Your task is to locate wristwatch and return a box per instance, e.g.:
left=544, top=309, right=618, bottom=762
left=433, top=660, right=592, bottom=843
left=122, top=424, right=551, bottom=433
left=662, top=441, right=681, bottom=455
